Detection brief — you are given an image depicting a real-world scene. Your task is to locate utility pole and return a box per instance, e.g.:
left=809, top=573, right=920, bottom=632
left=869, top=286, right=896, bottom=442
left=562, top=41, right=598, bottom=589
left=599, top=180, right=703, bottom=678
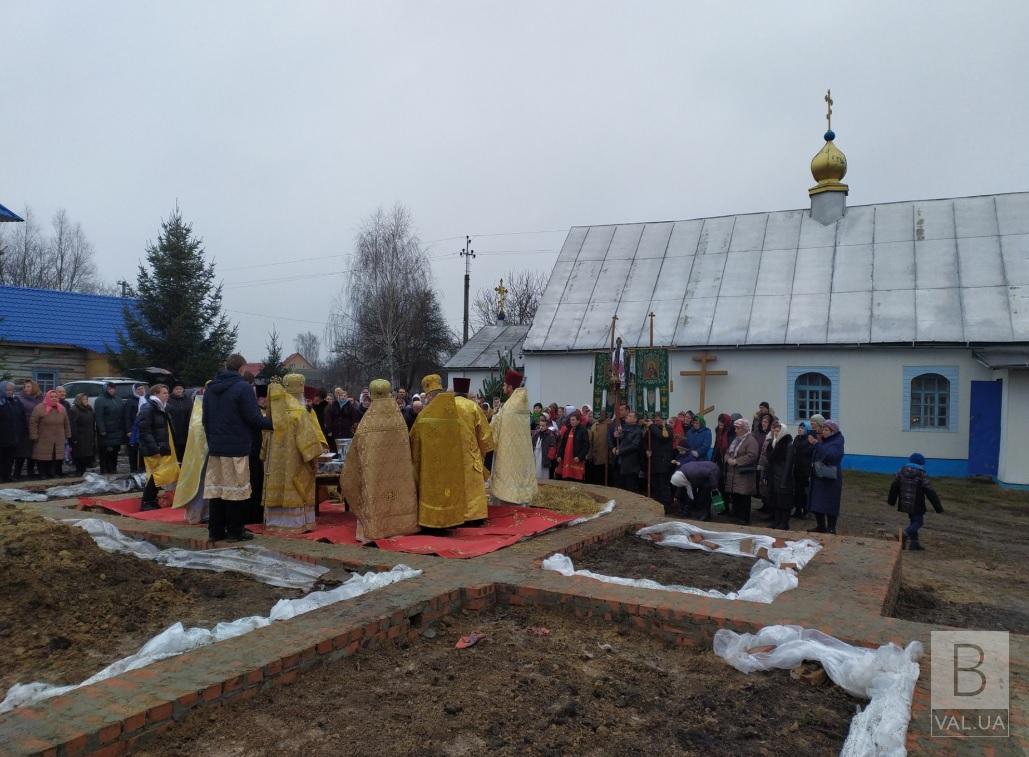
left=460, top=235, right=475, bottom=343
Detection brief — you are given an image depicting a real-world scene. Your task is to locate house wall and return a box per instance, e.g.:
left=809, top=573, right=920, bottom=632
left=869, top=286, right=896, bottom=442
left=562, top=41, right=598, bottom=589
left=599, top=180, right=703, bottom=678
left=525, top=347, right=996, bottom=477
left=1, top=343, right=88, bottom=388
left=444, top=369, right=494, bottom=397
left=998, top=369, right=1029, bottom=486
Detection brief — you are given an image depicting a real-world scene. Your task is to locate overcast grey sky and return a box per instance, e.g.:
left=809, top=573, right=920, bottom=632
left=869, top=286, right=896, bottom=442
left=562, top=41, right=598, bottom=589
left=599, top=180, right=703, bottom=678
left=2, top=1, right=1027, bottom=359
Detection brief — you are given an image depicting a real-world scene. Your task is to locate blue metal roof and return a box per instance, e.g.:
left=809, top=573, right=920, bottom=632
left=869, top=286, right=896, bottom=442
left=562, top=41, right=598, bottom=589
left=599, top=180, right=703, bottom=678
left=0, top=285, right=138, bottom=353
left=0, top=203, right=24, bottom=222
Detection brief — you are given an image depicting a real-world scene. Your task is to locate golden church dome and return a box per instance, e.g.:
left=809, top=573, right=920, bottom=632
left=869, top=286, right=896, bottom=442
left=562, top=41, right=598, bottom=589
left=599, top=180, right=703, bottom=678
left=809, top=129, right=849, bottom=197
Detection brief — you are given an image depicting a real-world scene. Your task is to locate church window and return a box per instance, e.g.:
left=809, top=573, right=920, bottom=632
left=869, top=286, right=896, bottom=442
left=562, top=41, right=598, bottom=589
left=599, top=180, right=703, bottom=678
left=909, top=373, right=950, bottom=429
left=794, top=372, right=832, bottom=419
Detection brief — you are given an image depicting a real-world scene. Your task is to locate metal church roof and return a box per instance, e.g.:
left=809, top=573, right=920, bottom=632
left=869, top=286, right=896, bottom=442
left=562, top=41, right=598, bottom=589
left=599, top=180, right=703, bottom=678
left=523, top=192, right=1029, bottom=352
left=445, top=323, right=531, bottom=370
left=0, top=285, right=137, bottom=353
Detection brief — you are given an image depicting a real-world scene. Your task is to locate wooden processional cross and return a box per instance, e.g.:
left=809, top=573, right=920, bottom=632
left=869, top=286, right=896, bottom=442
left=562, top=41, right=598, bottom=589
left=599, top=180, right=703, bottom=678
left=679, top=352, right=727, bottom=417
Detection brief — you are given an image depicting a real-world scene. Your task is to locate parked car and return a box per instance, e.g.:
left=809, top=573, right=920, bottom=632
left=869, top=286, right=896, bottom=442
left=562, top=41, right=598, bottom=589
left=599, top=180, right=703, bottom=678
left=61, top=377, right=148, bottom=407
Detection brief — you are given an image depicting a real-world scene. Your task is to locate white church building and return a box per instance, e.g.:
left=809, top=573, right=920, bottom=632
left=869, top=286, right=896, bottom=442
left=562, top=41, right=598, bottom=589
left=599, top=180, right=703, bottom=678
left=520, top=126, right=1029, bottom=485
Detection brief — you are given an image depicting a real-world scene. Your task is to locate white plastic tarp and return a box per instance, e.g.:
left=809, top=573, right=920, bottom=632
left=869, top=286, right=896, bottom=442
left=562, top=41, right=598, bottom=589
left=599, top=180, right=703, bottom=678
left=46, top=472, right=147, bottom=498
left=568, top=499, right=616, bottom=526
left=0, top=488, right=48, bottom=502
left=64, top=518, right=329, bottom=590
left=636, top=521, right=822, bottom=570
left=0, top=564, right=421, bottom=713
left=714, top=625, right=922, bottom=756
left=541, top=552, right=799, bottom=604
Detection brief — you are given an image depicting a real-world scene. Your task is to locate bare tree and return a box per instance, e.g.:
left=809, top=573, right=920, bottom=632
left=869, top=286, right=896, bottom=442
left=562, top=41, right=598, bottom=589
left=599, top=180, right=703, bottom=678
left=293, top=331, right=321, bottom=367
left=0, top=206, right=105, bottom=293
left=472, top=269, right=547, bottom=328
left=326, top=205, right=457, bottom=389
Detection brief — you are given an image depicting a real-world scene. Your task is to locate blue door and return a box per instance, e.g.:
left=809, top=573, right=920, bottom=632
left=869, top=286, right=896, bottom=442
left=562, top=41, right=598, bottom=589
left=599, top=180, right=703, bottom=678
left=968, top=380, right=1002, bottom=477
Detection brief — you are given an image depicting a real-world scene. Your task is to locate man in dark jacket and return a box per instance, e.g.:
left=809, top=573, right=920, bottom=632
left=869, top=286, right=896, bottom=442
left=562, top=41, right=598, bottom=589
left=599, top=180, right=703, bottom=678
left=613, top=411, right=643, bottom=492
left=888, top=453, right=943, bottom=551
left=645, top=414, right=674, bottom=508
left=165, top=382, right=192, bottom=463
left=94, top=382, right=125, bottom=474
left=325, top=387, right=359, bottom=441
left=137, top=385, right=173, bottom=511
left=202, top=354, right=274, bottom=542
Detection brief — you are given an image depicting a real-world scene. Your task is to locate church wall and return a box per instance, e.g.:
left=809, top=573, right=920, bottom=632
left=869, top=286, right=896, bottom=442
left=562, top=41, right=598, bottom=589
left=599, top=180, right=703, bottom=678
left=998, top=369, right=1029, bottom=487
left=526, top=347, right=998, bottom=477
left=445, top=369, right=494, bottom=398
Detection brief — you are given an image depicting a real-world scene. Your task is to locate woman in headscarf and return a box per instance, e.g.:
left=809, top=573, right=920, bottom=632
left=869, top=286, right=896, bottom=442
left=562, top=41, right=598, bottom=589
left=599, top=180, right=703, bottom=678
left=791, top=421, right=815, bottom=518
left=14, top=379, right=42, bottom=478
left=29, top=390, right=71, bottom=479
left=808, top=419, right=845, bottom=534
left=68, top=393, right=97, bottom=476
left=723, top=417, right=760, bottom=525
left=555, top=410, right=589, bottom=481
left=758, top=418, right=795, bottom=530
left=753, top=413, right=775, bottom=512
left=0, top=382, right=23, bottom=482
left=684, top=414, right=712, bottom=461
left=711, top=412, right=733, bottom=470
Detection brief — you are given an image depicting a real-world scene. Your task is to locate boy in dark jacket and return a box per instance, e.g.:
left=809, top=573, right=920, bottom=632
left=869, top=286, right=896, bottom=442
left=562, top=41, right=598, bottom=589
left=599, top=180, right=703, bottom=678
left=887, top=453, right=944, bottom=551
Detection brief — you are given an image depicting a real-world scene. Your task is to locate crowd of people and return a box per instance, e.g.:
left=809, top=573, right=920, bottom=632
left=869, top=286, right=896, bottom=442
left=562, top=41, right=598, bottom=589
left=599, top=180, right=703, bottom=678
left=529, top=400, right=847, bottom=534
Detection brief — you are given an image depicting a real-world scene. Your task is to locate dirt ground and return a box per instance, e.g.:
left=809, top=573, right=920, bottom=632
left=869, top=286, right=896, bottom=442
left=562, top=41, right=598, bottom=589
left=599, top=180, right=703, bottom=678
left=0, top=505, right=310, bottom=690
left=694, top=471, right=1029, bottom=633
left=574, top=536, right=754, bottom=592
left=136, top=606, right=859, bottom=757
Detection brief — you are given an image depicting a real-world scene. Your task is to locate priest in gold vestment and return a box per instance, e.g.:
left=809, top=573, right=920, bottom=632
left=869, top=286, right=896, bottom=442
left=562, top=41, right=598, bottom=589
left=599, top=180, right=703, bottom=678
left=410, top=374, right=472, bottom=529
left=262, top=374, right=326, bottom=534
left=452, top=377, right=495, bottom=522
left=340, top=379, right=419, bottom=541
left=489, top=369, right=538, bottom=505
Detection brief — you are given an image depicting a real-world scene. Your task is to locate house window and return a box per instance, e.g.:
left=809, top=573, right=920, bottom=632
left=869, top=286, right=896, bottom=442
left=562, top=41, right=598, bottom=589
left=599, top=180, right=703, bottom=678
left=32, top=370, right=59, bottom=392
left=910, top=373, right=951, bottom=429
left=794, top=372, right=832, bottom=419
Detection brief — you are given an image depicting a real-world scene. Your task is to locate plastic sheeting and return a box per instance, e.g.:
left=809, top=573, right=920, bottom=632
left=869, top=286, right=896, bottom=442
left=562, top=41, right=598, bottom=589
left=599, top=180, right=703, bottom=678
left=541, top=552, right=799, bottom=604
left=0, top=488, right=48, bottom=502
left=713, top=625, right=923, bottom=756
left=568, top=499, right=616, bottom=526
left=46, top=472, right=147, bottom=498
left=64, top=518, right=329, bottom=590
left=0, top=564, right=421, bottom=713
left=636, top=521, right=822, bottom=570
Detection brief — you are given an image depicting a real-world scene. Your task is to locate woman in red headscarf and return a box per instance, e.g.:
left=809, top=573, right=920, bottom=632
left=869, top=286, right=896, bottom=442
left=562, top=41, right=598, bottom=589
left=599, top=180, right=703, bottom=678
left=555, top=411, right=589, bottom=481
left=29, top=390, right=71, bottom=479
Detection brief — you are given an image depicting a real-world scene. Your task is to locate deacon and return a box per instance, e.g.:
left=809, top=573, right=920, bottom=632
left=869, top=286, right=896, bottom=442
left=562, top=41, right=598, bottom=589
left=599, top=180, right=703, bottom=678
left=489, top=369, right=537, bottom=505
left=452, top=377, right=495, bottom=524
left=409, top=374, right=469, bottom=529
left=262, top=374, right=327, bottom=534
left=340, top=379, right=418, bottom=541
left=172, top=389, right=210, bottom=524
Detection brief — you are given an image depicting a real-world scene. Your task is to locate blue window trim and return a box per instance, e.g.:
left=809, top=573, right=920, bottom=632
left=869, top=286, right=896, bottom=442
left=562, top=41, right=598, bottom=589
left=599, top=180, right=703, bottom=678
left=32, top=368, right=60, bottom=392
left=786, top=366, right=840, bottom=423
left=903, top=365, right=958, bottom=433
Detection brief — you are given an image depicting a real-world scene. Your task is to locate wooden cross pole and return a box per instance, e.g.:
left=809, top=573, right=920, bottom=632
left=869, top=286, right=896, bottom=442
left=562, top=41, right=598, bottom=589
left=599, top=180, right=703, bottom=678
left=648, top=311, right=655, bottom=348
left=605, top=313, right=619, bottom=487
left=678, top=352, right=727, bottom=417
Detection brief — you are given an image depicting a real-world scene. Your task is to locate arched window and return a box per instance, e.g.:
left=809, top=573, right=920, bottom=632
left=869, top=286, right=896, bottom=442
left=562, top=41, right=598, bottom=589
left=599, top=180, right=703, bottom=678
left=794, top=372, right=832, bottom=420
left=910, top=373, right=950, bottom=429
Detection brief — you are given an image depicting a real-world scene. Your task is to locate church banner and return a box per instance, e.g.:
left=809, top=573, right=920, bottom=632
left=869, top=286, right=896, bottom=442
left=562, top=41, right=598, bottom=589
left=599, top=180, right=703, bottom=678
left=592, top=352, right=612, bottom=414
left=634, top=348, right=670, bottom=417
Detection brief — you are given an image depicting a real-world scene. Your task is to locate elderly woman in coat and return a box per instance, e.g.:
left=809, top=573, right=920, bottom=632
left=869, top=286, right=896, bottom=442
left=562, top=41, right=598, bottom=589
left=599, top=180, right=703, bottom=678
left=808, top=419, right=845, bottom=534
left=68, top=393, right=97, bottom=475
left=14, top=379, right=42, bottom=478
left=758, top=418, right=795, bottom=530
left=723, top=417, right=760, bottom=525
left=29, top=390, right=71, bottom=479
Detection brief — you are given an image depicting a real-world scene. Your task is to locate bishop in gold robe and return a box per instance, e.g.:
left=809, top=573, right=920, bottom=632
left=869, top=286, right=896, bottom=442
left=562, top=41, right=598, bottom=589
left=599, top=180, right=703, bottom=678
left=452, top=377, right=495, bottom=522
left=340, top=379, right=419, bottom=541
left=262, top=374, right=326, bottom=534
left=490, top=369, right=538, bottom=505
left=410, top=374, right=470, bottom=529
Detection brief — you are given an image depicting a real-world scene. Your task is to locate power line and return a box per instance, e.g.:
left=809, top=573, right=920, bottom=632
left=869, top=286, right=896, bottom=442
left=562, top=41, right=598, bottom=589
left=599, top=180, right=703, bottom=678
left=222, top=268, right=355, bottom=288
left=225, top=308, right=328, bottom=326
left=220, top=253, right=347, bottom=272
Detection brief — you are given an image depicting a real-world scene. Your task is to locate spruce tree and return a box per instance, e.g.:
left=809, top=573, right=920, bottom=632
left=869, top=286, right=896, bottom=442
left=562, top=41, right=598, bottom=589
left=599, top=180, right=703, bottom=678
left=258, top=327, right=285, bottom=380
left=112, top=208, right=237, bottom=385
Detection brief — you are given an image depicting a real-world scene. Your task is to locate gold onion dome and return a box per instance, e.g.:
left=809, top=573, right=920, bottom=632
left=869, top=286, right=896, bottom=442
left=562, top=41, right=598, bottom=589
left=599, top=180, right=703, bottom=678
left=809, top=129, right=849, bottom=196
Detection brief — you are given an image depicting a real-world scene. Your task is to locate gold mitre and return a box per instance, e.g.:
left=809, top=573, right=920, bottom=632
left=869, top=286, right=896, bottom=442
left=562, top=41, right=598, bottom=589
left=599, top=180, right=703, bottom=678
left=370, top=379, right=392, bottom=399
left=421, top=374, right=443, bottom=393
left=283, top=373, right=306, bottom=397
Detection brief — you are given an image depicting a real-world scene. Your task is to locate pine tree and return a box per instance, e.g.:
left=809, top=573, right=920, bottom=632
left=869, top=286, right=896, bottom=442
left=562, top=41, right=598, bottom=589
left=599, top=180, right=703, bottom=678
left=112, top=208, right=237, bottom=385
left=259, top=327, right=285, bottom=380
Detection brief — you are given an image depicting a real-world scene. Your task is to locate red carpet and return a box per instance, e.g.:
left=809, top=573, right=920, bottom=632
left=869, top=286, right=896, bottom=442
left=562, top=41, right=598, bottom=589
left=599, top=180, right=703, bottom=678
left=77, top=498, right=577, bottom=558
